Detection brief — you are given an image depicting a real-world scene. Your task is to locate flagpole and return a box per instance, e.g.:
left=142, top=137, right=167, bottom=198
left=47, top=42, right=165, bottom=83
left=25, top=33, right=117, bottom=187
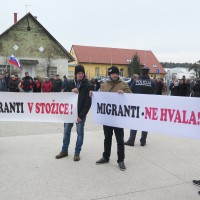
left=3, top=55, right=9, bottom=74
left=4, top=60, right=9, bottom=73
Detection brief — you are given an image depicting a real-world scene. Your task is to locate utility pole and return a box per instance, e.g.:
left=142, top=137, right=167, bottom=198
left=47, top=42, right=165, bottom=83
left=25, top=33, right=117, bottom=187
left=144, top=51, right=147, bottom=67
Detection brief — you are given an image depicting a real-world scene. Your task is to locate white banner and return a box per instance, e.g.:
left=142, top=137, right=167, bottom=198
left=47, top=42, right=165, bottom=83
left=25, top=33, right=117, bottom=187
left=91, top=92, right=200, bottom=139
left=0, top=92, right=78, bottom=123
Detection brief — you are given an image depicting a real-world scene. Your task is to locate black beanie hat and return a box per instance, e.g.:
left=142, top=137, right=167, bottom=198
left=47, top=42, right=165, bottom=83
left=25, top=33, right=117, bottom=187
left=141, top=66, right=150, bottom=75
left=75, top=65, right=85, bottom=76
left=108, top=66, right=119, bottom=76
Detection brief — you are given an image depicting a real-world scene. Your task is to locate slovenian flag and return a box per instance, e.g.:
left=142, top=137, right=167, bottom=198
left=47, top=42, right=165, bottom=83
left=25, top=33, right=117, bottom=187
left=8, top=54, right=21, bottom=69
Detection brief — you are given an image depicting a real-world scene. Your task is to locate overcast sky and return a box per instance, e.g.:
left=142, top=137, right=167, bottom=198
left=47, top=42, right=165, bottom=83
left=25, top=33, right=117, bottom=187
left=1, top=0, right=200, bottom=63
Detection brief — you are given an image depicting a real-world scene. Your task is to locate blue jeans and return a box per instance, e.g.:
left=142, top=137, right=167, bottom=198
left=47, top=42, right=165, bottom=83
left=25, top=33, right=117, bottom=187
left=61, top=117, right=86, bottom=154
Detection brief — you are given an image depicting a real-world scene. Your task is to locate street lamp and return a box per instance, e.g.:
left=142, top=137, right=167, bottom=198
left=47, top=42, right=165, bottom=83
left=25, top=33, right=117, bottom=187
left=144, top=51, right=147, bottom=67
left=110, top=54, right=115, bottom=66
left=26, top=15, right=31, bottom=31
left=89, top=56, right=92, bottom=79
left=127, top=59, right=132, bottom=77
left=166, top=70, right=170, bottom=95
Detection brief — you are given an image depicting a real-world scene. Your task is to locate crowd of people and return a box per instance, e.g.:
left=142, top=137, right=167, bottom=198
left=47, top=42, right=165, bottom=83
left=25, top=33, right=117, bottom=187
left=0, top=72, right=67, bottom=93
left=169, top=76, right=200, bottom=97
left=1, top=65, right=200, bottom=195
left=0, top=70, right=199, bottom=97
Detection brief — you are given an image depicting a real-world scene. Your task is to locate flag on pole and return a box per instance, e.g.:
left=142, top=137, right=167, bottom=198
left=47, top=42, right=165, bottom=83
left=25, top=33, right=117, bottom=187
left=8, top=54, right=21, bottom=69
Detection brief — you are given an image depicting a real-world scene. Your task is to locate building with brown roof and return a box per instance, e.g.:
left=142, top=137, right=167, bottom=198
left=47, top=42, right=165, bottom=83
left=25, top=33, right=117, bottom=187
left=69, top=45, right=166, bottom=79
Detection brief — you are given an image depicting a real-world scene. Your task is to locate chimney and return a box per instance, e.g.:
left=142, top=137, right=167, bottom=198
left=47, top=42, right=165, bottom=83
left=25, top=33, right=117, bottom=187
left=14, top=13, right=17, bottom=24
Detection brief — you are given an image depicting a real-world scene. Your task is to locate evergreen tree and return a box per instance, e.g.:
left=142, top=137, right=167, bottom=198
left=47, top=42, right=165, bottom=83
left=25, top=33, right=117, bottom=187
left=128, top=53, right=141, bottom=77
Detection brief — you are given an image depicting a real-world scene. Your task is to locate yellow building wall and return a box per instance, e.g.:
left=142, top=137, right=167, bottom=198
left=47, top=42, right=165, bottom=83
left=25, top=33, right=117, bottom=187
left=149, top=73, right=165, bottom=79
left=68, top=63, right=129, bottom=79
left=69, top=47, right=165, bottom=79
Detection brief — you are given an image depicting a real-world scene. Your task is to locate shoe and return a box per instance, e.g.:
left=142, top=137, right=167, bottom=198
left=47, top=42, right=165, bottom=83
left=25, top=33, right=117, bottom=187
left=193, top=180, right=200, bottom=186
left=55, top=152, right=68, bottom=159
left=140, top=142, right=146, bottom=146
left=124, top=141, right=134, bottom=146
left=118, top=162, right=126, bottom=171
left=96, top=157, right=109, bottom=165
left=74, top=153, right=80, bottom=161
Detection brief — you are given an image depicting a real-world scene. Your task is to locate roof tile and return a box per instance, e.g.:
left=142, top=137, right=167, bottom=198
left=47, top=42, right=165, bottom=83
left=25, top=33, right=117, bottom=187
left=72, top=45, right=166, bottom=74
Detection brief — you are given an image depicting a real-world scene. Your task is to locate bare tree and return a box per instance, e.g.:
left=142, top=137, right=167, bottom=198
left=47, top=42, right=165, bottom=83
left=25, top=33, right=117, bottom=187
left=189, top=62, right=200, bottom=78
left=43, top=43, right=65, bottom=77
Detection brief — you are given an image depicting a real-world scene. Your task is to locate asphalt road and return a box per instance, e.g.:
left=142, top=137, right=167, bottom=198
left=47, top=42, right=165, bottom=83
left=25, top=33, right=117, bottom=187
left=1, top=111, right=200, bottom=200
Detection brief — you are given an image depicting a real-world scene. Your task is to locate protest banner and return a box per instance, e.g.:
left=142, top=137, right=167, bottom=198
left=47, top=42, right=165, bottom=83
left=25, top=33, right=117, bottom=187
left=91, top=92, right=200, bottom=138
left=0, top=92, right=78, bottom=123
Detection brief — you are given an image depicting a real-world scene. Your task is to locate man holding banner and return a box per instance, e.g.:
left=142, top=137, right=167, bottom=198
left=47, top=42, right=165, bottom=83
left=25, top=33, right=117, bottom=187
left=95, top=66, right=132, bottom=171
left=55, top=65, right=92, bottom=161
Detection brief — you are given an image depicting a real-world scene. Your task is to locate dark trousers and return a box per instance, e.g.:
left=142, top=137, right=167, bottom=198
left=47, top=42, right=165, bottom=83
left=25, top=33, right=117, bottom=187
left=103, top=125, right=125, bottom=163
left=127, top=129, right=148, bottom=144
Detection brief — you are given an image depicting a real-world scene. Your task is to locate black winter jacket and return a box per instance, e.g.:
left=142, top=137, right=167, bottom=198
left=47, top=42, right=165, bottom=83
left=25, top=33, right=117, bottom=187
left=130, top=75, right=157, bottom=94
left=21, top=76, right=33, bottom=92
left=8, top=79, right=20, bottom=92
left=52, top=79, right=62, bottom=92
left=192, top=82, right=200, bottom=97
left=169, top=82, right=179, bottom=96
left=65, top=78, right=92, bottom=119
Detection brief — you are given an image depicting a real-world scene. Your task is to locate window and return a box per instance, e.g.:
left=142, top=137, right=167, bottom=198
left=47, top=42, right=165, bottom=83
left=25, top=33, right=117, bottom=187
left=48, top=67, right=57, bottom=76
left=95, top=67, right=100, bottom=76
left=0, top=65, right=10, bottom=74
left=68, top=71, right=74, bottom=76
left=119, top=68, right=124, bottom=77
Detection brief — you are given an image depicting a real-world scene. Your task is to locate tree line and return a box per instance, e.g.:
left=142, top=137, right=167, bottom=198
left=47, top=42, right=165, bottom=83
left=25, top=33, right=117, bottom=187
left=161, top=62, right=200, bottom=78
left=160, top=62, right=192, bottom=68
left=128, top=53, right=200, bottom=78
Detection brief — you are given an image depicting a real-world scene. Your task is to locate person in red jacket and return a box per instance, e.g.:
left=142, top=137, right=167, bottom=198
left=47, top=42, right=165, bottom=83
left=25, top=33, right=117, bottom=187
left=42, top=77, right=52, bottom=92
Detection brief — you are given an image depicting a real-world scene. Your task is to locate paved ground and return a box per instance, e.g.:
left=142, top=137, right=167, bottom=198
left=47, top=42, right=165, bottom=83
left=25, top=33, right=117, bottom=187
left=0, top=111, right=200, bottom=200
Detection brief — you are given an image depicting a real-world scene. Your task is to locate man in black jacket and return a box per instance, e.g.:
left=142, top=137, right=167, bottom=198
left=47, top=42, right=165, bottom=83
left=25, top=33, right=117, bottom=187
left=124, top=66, right=157, bottom=146
left=52, top=74, right=62, bottom=92
left=21, top=72, right=33, bottom=92
left=192, top=79, right=200, bottom=97
left=55, top=65, right=92, bottom=161
left=0, top=73, right=7, bottom=91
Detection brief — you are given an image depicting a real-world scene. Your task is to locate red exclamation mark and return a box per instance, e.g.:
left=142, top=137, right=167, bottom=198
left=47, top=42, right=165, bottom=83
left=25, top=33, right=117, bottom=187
left=198, top=112, right=200, bottom=125
left=71, top=104, right=73, bottom=115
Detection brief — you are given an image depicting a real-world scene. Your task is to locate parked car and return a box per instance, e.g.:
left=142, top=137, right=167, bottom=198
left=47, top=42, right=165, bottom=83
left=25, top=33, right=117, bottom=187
left=121, top=77, right=131, bottom=84
left=94, top=76, right=105, bottom=83
left=102, top=76, right=110, bottom=83
left=100, top=76, right=131, bottom=84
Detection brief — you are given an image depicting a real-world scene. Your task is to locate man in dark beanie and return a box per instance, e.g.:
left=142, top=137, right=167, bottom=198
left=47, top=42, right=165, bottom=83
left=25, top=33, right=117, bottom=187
left=124, top=66, right=157, bottom=147
left=75, top=65, right=85, bottom=76
left=95, top=65, right=132, bottom=171
left=56, top=64, right=92, bottom=161
left=108, top=65, right=120, bottom=76
left=21, top=72, right=34, bottom=92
